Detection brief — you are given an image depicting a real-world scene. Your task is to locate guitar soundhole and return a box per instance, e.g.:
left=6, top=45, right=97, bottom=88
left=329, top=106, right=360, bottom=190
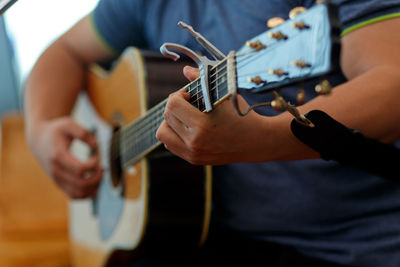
left=110, top=126, right=123, bottom=188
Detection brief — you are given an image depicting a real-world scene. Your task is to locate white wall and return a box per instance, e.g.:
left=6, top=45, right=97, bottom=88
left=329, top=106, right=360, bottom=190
left=0, top=16, right=19, bottom=114
left=4, top=0, right=99, bottom=85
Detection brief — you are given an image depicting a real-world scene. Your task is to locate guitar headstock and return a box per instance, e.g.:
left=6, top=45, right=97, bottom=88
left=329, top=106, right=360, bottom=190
left=235, top=3, right=340, bottom=95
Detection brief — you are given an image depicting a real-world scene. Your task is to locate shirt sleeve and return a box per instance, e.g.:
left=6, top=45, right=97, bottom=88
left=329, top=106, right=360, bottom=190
left=331, top=0, right=400, bottom=36
left=91, top=0, right=147, bottom=54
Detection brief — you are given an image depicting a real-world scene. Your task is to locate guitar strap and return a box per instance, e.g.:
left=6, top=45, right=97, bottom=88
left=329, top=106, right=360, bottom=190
left=291, top=110, right=400, bottom=182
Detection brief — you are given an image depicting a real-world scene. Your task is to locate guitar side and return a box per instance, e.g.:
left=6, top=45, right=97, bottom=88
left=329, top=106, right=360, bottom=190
left=70, top=47, right=212, bottom=267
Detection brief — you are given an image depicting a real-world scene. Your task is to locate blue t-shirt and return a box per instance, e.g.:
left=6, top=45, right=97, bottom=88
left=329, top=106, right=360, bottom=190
left=92, top=1, right=400, bottom=266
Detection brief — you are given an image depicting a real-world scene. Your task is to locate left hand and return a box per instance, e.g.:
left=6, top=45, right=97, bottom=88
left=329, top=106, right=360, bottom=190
left=156, top=66, right=270, bottom=165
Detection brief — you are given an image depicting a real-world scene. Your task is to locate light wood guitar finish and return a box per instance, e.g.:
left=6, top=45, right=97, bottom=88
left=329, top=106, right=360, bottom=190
left=70, top=48, right=212, bottom=267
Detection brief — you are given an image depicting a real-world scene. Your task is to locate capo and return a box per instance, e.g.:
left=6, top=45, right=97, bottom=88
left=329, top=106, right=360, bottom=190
left=160, top=22, right=226, bottom=112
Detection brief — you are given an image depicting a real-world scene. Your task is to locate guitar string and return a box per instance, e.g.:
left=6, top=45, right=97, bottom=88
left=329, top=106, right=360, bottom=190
left=121, top=61, right=230, bottom=139
left=116, top=34, right=309, bottom=162
left=121, top=65, right=227, bottom=143
left=117, top=63, right=236, bottom=161
left=116, top=48, right=291, bottom=161
left=116, top=58, right=292, bottom=162
left=120, top=70, right=229, bottom=155
left=119, top=68, right=230, bottom=160
left=178, top=31, right=303, bottom=102
left=120, top=57, right=232, bottom=141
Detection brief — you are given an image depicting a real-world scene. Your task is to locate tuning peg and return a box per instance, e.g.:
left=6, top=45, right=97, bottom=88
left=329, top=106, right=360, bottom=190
left=248, top=76, right=267, bottom=86
left=271, top=96, right=288, bottom=111
left=268, top=31, right=288, bottom=41
left=269, top=68, right=289, bottom=78
left=289, top=7, right=307, bottom=19
left=246, top=40, right=267, bottom=51
left=267, top=17, right=286, bottom=28
left=291, top=60, right=311, bottom=69
left=291, top=21, right=310, bottom=30
left=315, top=80, right=332, bottom=95
left=297, top=87, right=306, bottom=105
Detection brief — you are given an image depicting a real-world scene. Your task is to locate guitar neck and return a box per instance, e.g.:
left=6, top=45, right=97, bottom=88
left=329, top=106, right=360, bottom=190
left=119, top=53, right=236, bottom=167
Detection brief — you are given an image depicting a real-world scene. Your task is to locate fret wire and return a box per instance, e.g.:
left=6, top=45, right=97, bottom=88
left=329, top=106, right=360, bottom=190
left=120, top=58, right=230, bottom=163
left=122, top=62, right=226, bottom=138
left=190, top=69, right=228, bottom=107
left=185, top=60, right=228, bottom=95
left=183, top=64, right=228, bottom=106
left=122, top=103, right=166, bottom=150
left=121, top=74, right=230, bottom=159
left=123, top=100, right=167, bottom=139
left=123, top=59, right=216, bottom=140
left=123, top=65, right=228, bottom=142
left=122, top=76, right=221, bottom=154
left=124, top=62, right=228, bottom=144
left=123, top=61, right=226, bottom=144
left=120, top=115, right=164, bottom=163
left=117, top=68, right=230, bottom=163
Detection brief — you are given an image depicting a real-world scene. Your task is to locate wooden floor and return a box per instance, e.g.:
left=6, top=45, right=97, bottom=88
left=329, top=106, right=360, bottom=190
left=0, top=113, right=71, bottom=267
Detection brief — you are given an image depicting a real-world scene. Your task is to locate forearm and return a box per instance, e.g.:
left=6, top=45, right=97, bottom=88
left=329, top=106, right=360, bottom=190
left=265, top=65, right=400, bottom=162
left=24, top=39, right=86, bottom=141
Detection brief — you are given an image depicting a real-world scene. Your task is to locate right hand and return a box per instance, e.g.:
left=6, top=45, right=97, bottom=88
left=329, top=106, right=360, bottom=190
left=28, top=117, right=103, bottom=199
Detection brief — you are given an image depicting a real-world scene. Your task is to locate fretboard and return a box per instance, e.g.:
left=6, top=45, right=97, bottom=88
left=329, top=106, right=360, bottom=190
left=119, top=56, right=233, bottom=167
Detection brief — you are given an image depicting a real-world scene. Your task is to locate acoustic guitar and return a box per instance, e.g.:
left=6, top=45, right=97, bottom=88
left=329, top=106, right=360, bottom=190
left=70, top=3, right=340, bottom=266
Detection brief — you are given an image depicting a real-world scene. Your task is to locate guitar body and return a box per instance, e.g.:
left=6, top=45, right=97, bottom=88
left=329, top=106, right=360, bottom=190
left=70, top=47, right=212, bottom=267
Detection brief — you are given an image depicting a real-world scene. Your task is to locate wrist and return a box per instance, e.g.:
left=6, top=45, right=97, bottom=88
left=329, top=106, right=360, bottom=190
left=262, top=112, right=319, bottom=162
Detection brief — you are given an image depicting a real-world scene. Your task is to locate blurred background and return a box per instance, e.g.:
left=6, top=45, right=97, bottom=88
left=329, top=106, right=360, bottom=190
left=0, top=1, right=98, bottom=266
left=1, top=0, right=99, bottom=114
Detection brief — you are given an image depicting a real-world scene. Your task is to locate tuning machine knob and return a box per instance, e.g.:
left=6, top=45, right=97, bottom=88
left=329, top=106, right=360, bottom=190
left=269, top=68, right=289, bottom=78
left=248, top=76, right=267, bottom=86
left=268, top=31, right=288, bottom=41
left=315, top=80, right=332, bottom=95
left=246, top=40, right=267, bottom=51
left=291, top=21, right=310, bottom=30
left=291, top=60, right=311, bottom=69
left=271, top=95, right=288, bottom=111
left=297, top=87, right=306, bottom=105
left=289, top=7, right=307, bottom=19
left=267, top=17, right=286, bottom=28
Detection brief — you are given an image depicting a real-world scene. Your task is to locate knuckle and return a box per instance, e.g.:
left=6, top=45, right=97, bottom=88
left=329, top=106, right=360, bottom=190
left=48, top=166, right=58, bottom=179
left=74, top=128, right=87, bottom=140
left=186, top=154, right=202, bottom=165
left=80, top=129, right=91, bottom=140
left=187, top=133, right=205, bottom=152
left=187, top=141, right=201, bottom=153
left=163, top=110, right=170, bottom=122
left=75, top=166, right=86, bottom=177
left=70, top=189, right=86, bottom=199
left=60, top=117, right=75, bottom=129
left=49, top=153, right=59, bottom=166
left=167, top=93, right=178, bottom=108
left=50, top=147, right=63, bottom=164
